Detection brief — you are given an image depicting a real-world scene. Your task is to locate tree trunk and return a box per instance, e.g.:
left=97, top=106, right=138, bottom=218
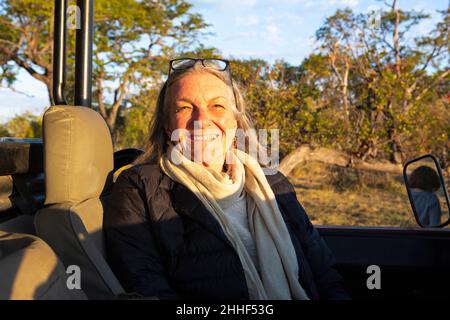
left=279, top=144, right=403, bottom=177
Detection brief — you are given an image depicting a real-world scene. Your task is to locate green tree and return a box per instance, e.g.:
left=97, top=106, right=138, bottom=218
left=0, top=122, right=9, bottom=136
left=230, top=2, right=448, bottom=165
left=314, top=1, right=449, bottom=162
left=114, top=86, right=159, bottom=149
left=231, top=59, right=311, bottom=157
left=0, top=0, right=215, bottom=145
left=3, top=111, right=42, bottom=138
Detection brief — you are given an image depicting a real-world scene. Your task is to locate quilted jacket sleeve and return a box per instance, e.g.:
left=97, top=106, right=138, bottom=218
left=103, top=167, right=179, bottom=299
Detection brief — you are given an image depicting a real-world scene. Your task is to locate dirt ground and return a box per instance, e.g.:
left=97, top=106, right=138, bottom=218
left=287, top=161, right=419, bottom=227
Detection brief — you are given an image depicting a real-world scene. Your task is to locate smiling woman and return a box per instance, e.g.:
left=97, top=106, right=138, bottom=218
left=133, top=58, right=257, bottom=169
left=103, top=58, right=350, bottom=300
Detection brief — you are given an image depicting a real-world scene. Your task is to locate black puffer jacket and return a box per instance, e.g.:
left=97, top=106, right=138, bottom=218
left=103, top=163, right=350, bottom=300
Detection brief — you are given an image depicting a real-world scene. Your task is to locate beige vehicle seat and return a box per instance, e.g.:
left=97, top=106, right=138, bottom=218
left=0, top=231, right=87, bottom=300
left=34, top=106, right=124, bottom=299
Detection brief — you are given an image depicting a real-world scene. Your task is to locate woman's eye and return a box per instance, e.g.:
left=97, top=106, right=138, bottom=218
left=213, top=104, right=225, bottom=109
left=176, top=106, right=191, bottom=113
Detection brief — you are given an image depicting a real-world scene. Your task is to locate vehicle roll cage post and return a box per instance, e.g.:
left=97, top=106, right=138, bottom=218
left=52, top=0, right=68, bottom=105
left=52, top=0, right=94, bottom=107
left=74, top=0, right=93, bottom=107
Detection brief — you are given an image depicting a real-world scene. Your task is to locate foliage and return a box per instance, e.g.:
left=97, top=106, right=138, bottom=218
left=230, top=2, right=449, bottom=164
left=0, top=122, right=9, bottom=136
left=114, top=86, right=159, bottom=150
left=0, top=0, right=216, bottom=145
left=312, top=2, right=449, bottom=163
left=0, top=0, right=448, bottom=165
left=0, top=112, right=42, bottom=138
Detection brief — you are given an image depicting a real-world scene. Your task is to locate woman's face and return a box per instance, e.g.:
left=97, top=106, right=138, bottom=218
left=165, top=72, right=238, bottom=170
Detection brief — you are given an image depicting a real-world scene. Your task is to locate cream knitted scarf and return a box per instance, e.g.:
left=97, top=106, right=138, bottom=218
left=160, top=144, right=309, bottom=300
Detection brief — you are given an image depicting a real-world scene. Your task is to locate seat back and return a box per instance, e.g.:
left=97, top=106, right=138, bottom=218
left=0, top=139, right=45, bottom=234
left=0, top=231, right=87, bottom=300
left=34, top=105, right=124, bottom=299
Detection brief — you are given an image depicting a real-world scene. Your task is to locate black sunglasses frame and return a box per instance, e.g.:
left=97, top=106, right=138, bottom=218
left=168, top=58, right=238, bottom=107
left=169, top=58, right=230, bottom=74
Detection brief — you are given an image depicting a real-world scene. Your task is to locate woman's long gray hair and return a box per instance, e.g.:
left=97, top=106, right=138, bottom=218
left=133, top=62, right=267, bottom=166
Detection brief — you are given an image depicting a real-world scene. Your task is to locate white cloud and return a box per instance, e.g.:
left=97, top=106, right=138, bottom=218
left=223, top=31, right=260, bottom=41
left=223, top=27, right=283, bottom=44
left=267, top=13, right=305, bottom=25
left=305, top=0, right=359, bottom=8
left=194, top=0, right=220, bottom=4
left=241, top=0, right=258, bottom=6
left=338, top=0, right=359, bottom=7
left=235, top=15, right=260, bottom=27
left=264, top=23, right=282, bottom=43
left=273, top=0, right=359, bottom=8
left=0, top=68, right=50, bottom=122
left=0, top=88, right=49, bottom=122
left=193, top=0, right=257, bottom=9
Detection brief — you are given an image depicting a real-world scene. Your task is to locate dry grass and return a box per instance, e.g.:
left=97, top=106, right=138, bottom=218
left=287, top=161, right=418, bottom=227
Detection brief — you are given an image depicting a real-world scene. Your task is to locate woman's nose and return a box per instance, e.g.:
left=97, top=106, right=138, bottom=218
left=191, top=108, right=211, bottom=128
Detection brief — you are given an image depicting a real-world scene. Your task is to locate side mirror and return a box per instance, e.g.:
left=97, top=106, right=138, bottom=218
left=403, top=154, right=450, bottom=228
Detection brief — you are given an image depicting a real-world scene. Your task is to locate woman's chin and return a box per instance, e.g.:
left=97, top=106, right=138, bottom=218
left=192, top=152, right=223, bottom=166
left=192, top=148, right=226, bottom=169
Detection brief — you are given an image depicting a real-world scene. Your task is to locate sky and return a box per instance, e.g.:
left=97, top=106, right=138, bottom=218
left=0, top=0, right=447, bottom=123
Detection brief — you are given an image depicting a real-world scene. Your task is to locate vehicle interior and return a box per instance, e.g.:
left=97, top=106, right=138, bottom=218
left=1, top=0, right=450, bottom=300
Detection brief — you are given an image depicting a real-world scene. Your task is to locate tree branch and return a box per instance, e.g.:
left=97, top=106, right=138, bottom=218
left=107, top=73, right=130, bottom=130
left=97, top=69, right=107, bottom=119
left=415, top=69, right=450, bottom=101
left=10, top=54, right=48, bottom=84
left=0, top=84, right=34, bottom=97
left=279, top=145, right=403, bottom=176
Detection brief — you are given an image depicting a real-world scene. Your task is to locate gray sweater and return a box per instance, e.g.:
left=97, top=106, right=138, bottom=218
left=223, top=189, right=260, bottom=271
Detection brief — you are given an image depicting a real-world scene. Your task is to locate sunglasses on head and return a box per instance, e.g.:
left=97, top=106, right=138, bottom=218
left=168, top=58, right=237, bottom=105
left=169, top=58, right=230, bottom=74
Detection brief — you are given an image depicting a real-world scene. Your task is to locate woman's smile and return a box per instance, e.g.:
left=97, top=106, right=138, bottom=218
left=191, top=134, right=219, bottom=141
left=188, top=132, right=221, bottom=142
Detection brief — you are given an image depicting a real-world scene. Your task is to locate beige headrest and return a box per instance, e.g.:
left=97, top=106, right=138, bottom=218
left=43, top=106, right=113, bottom=205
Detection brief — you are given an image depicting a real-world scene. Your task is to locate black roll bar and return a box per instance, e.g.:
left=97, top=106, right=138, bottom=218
left=52, top=0, right=68, bottom=105
left=74, top=0, right=93, bottom=107
left=52, top=0, right=93, bottom=107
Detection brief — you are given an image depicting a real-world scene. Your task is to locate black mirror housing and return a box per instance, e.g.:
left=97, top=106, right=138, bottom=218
left=403, top=154, right=450, bottom=228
